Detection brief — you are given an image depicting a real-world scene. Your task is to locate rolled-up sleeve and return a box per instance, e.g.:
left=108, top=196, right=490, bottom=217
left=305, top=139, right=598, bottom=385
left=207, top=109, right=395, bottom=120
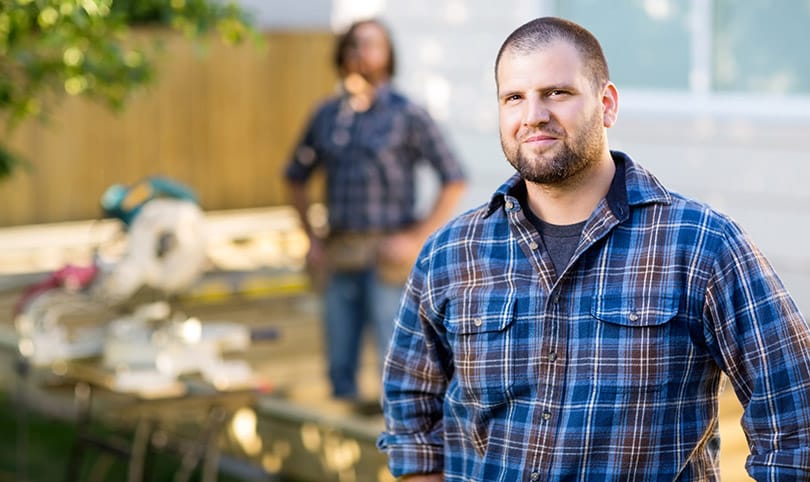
left=378, top=238, right=449, bottom=477
left=284, top=108, right=324, bottom=184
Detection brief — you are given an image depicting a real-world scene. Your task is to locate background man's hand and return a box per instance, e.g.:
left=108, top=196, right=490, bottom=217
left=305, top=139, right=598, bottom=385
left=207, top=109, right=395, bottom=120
left=305, top=236, right=328, bottom=291
left=378, top=229, right=424, bottom=267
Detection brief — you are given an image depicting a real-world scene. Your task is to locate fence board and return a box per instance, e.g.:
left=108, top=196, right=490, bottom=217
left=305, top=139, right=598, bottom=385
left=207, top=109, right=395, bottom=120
left=0, top=30, right=336, bottom=226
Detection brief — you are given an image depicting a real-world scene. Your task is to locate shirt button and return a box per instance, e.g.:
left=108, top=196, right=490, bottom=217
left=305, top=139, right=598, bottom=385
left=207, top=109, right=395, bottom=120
left=505, top=201, right=514, bottom=210
left=542, top=410, right=551, bottom=421
left=628, top=312, right=640, bottom=322
left=548, top=351, right=557, bottom=362
left=528, top=241, right=539, bottom=250
left=530, top=472, right=540, bottom=481
left=473, top=317, right=483, bottom=327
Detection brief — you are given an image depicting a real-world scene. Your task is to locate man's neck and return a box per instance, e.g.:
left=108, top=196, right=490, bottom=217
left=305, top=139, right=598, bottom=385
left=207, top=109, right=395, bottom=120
left=344, top=73, right=388, bottom=112
left=524, top=153, right=616, bottom=226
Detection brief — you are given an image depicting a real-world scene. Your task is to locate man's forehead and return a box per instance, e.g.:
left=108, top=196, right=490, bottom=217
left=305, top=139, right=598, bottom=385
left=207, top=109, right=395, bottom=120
left=500, top=39, right=581, bottom=64
left=497, top=41, right=585, bottom=84
left=354, top=23, right=386, bottom=40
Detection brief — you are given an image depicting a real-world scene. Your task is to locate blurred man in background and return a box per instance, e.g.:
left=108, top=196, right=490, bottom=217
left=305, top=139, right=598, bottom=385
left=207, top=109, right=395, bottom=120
left=284, top=19, right=466, bottom=407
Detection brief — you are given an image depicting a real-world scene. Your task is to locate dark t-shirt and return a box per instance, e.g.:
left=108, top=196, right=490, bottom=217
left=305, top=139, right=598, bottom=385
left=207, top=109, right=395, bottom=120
left=516, top=187, right=585, bottom=278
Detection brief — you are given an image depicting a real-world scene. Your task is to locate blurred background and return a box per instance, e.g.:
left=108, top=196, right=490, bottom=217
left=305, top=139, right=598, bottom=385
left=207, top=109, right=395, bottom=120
left=2, top=0, right=808, bottom=314
left=0, top=0, right=807, bottom=481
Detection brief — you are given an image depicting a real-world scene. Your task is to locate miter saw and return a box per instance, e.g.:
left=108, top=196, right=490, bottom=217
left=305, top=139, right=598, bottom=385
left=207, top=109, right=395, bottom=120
left=13, top=177, right=258, bottom=396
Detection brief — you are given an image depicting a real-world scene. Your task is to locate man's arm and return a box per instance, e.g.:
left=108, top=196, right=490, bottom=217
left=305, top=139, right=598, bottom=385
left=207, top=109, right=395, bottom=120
left=284, top=101, right=326, bottom=269
left=379, top=180, right=466, bottom=267
left=416, top=180, right=466, bottom=237
left=385, top=101, right=467, bottom=262
left=286, top=180, right=327, bottom=273
left=704, top=219, right=810, bottom=480
left=379, top=241, right=449, bottom=477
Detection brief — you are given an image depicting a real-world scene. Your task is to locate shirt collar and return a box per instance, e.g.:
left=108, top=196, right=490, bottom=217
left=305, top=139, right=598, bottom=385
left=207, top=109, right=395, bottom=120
left=339, top=82, right=395, bottom=109
left=374, top=82, right=393, bottom=99
left=485, top=150, right=672, bottom=218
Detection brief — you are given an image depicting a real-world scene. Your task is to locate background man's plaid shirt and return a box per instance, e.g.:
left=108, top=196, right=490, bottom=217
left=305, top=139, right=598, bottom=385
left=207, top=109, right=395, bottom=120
left=285, top=86, right=465, bottom=233
left=379, top=152, right=810, bottom=481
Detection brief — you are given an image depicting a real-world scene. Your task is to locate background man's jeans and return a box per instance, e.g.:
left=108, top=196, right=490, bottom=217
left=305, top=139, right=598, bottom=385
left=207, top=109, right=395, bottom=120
left=323, top=269, right=403, bottom=399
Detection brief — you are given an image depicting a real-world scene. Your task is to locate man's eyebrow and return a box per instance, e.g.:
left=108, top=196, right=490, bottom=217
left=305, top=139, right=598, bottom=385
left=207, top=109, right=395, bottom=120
left=498, top=83, right=577, bottom=99
left=542, top=82, right=578, bottom=92
left=498, top=89, right=521, bottom=99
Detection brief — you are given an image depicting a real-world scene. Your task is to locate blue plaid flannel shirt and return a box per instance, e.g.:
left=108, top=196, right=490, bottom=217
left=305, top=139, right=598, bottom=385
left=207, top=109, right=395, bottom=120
left=285, top=86, right=465, bottom=233
left=379, top=151, right=810, bottom=481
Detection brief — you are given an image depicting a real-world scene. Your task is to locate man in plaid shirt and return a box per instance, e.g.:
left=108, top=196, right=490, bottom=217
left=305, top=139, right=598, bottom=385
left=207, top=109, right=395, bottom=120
left=378, top=17, right=810, bottom=481
left=285, top=19, right=466, bottom=405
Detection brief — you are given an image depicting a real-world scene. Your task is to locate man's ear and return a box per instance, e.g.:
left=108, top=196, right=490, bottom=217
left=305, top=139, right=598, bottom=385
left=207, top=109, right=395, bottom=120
left=602, top=81, right=619, bottom=128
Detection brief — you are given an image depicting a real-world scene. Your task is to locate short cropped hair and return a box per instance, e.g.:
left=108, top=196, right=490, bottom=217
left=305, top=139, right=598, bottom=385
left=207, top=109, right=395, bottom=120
left=495, top=17, right=609, bottom=90
left=334, top=19, right=397, bottom=78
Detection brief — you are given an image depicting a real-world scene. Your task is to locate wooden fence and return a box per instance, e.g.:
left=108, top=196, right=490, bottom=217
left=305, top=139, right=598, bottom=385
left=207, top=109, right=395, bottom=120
left=0, top=30, right=335, bottom=226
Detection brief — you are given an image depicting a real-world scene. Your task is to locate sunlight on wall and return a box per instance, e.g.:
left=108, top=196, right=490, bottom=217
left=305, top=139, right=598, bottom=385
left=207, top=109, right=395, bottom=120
left=416, top=38, right=452, bottom=121
left=331, top=0, right=387, bottom=31
left=445, top=0, right=468, bottom=24
left=643, top=0, right=674, bottom=20
left=418, top=38, right=444, bottom=66
left=425, top=74, right=451, bottom=121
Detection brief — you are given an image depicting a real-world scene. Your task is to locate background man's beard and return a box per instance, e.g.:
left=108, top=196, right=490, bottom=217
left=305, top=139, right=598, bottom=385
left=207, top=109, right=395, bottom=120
left=355, top=65, right=387, bottom=86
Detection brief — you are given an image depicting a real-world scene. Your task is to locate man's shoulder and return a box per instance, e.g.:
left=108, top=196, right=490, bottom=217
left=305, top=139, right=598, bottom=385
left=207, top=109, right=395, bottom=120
left=383, top=89, right=432, bottom=117
left=622, top=153, right=737, bottom=232
left=428, top=174, right=519, bottom=243
left=428, top=202, right=500, bottom=245
left=311, top=95, right=342, bottom=114
left=662, top=190, right=744, bottom=238
left=629, top=182, right=747, bottom=258
left=410, top=203, right=496, bottom=280
left=384, top=88, right=412, bottom=105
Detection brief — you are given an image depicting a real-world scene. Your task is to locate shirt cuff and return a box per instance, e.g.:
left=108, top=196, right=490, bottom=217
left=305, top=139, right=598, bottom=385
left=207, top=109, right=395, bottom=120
left=746, top=447, right=810, bottom=480
left=377, top=432, right=444, bottom=477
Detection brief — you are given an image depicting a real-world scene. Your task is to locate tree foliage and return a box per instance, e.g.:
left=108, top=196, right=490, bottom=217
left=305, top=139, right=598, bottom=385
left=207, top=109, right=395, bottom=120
left=0, top=0, right=257, bottom=178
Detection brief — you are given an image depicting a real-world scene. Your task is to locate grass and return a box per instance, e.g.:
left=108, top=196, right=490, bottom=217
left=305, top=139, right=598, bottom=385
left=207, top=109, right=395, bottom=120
left=0, top=390, right=272, bottom=482
left=0, top=391, right=76, bottom=482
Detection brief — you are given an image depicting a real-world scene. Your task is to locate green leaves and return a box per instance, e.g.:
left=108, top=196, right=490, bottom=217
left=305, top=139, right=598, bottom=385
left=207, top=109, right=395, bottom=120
left=110, top=0, right=254, bottom=43
left=0, top=0, right=257, bottom=179
left=0, top=143, right=30, bottom=179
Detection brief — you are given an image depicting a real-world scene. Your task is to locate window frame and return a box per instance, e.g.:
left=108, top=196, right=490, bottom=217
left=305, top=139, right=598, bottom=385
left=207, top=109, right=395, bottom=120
left=550, top=0, right=810, bottom=120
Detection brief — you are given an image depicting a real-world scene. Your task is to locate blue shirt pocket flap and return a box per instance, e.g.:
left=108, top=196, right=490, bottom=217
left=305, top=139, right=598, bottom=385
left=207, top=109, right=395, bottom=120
left=591, top=295, right=679, bottom=327
left=445, top=296, right=516, bottom=334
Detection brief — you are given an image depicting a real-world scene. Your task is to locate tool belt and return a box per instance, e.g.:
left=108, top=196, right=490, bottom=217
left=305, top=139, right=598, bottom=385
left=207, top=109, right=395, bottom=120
left=325, top=231, right=414, bottom=285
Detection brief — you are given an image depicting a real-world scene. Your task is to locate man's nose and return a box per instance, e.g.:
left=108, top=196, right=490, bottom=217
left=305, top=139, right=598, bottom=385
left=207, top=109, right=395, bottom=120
left=523, top=99, right=550, bottom=126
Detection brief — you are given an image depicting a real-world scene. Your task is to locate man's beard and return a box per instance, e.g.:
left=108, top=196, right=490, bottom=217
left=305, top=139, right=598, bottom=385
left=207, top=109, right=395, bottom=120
left=502, top=110, right=604, bottom=186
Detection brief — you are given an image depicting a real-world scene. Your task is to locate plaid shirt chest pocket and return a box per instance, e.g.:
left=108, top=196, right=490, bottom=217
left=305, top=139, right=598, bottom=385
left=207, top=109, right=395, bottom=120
left=588, top=294, right=680, bottom=395
left=444, top=293, right=519, bottom=408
